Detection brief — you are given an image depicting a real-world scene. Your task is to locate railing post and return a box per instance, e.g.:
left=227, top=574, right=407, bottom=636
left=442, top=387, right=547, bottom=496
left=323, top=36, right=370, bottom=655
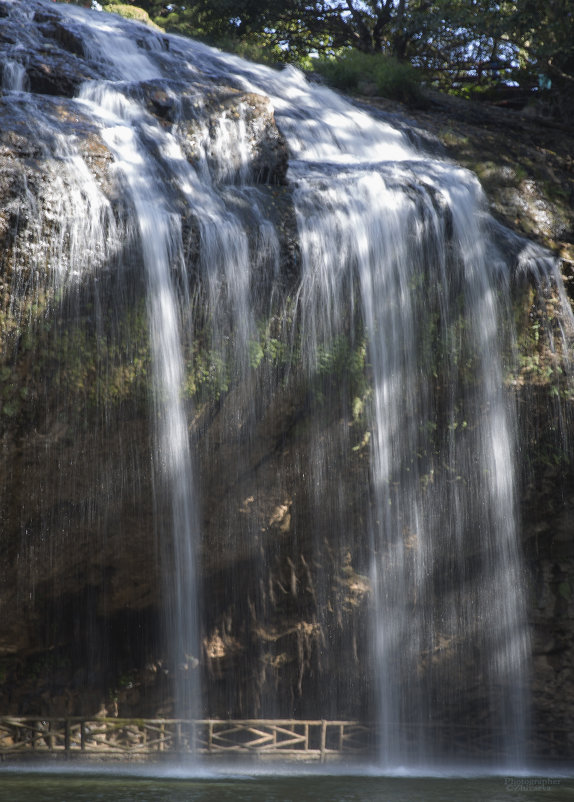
left=208, top=720, right=213, bottom=752
left=64, top=719, right=70, bottom=756
left=304, top=722, right=309, bottom=752
left=320, top=720, right=326, bottom=762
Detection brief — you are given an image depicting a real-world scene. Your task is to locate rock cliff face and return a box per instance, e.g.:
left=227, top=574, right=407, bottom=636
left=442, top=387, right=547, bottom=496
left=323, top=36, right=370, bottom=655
left=0, top=0, right=359, bottom=723
left=0, top=0, right=573, bottom=762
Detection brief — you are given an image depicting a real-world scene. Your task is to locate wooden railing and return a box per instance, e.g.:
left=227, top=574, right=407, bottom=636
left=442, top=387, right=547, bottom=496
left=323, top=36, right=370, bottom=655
left=0, top=718, right=570, bottom=762
left=0, top=718, right=372, bottom=761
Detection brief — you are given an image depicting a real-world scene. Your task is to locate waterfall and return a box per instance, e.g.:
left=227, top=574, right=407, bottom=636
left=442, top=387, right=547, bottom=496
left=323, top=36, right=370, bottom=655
left=2, top=59, right=26, bottom=91
left=1, top=0, right=573, bottom=765
left=59, top=6, right=203, bottom=718
left=291, top=158, right=537, bottom=764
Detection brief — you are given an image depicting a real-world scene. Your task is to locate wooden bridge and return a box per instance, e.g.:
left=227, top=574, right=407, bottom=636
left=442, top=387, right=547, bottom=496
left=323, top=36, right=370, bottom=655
left=0, top=718, right=372, bottom=761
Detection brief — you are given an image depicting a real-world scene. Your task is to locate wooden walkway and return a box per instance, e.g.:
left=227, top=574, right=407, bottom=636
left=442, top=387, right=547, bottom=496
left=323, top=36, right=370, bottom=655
left=0, top=718, right=372, bottom=761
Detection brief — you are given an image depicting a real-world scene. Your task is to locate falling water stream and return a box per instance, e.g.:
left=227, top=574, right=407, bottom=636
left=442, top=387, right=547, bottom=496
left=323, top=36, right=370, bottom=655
left=1, top=0, right=573, bottom=772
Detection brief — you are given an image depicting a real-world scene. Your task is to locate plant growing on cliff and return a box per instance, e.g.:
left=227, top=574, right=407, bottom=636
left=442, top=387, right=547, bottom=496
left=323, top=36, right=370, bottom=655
left=313, top=50, right=421, bottom=103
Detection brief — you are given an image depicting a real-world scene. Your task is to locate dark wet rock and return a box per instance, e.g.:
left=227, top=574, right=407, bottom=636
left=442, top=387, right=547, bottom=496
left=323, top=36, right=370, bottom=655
left=36, top=18, right=86, bottom=58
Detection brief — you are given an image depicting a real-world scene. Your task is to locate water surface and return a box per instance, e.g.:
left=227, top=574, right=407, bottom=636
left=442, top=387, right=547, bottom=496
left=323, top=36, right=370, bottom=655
left=0, top=768, right=572, bottom=802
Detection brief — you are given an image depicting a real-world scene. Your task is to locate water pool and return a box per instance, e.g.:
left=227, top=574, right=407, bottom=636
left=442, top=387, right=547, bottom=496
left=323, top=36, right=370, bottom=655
left=0, top=767, right=571, bottom=802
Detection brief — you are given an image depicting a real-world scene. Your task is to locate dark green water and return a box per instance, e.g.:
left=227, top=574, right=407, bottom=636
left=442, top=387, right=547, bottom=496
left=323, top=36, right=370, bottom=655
left=0, top=769, right=572, bottom=801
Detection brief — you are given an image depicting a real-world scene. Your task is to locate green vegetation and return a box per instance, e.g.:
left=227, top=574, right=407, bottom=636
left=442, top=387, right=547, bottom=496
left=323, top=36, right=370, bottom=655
left=102, top=2, right=161, bottom=28
left=185, top=346, right=230, bottom=401
left=56, top=0, right=570, bottom=119
left=0, top=295, right=152, bottom=433
left=313, top=50, right=421, bottom=102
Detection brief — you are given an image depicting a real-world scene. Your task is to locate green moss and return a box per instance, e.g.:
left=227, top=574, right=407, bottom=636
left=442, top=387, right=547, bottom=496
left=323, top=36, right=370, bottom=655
left=102, top=3, right=161, bottom=29
left=0, top=293, right=155, bottom=435
left=249, top=340, right=264, bottom=370
left=511, top=283, right=574, bottom=401
left=1, top=399, right=19, bottom=418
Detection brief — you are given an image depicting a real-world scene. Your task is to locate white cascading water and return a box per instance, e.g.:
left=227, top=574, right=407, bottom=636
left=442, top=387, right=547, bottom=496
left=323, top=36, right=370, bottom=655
left=57, top=1, right=279, bottom=720
left=291, top=157, right=533, bottom=764
left=6, top=0, right=573, bottom=764
left=59, top=10, right=201, bottom=718
left=2, top=59, right=26, bottom=91
left=198, top=45, right=536, bottom=763
left=84, top=88, right=201, bottom=718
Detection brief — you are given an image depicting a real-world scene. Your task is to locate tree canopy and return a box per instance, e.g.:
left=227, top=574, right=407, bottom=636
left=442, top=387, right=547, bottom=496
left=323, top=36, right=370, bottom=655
left=77, top=0, right=574, bottom=120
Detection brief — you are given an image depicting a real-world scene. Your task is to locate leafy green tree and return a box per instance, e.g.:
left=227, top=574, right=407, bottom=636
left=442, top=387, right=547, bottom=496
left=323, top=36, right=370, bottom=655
left=130, top=0, right=267, bottom=43
left=243, top=0, right=432, bottom=60
left=88, top=0, right=574, bottom=118
left=506, top=0, right=574, bottom=115
left=417, top=0, right=574, bottom=116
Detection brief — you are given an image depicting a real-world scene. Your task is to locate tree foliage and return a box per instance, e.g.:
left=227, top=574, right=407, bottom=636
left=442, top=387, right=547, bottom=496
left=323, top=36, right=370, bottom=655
left=505, top=0, right=574, bottom=115
left=88, top=0, right=574, bottom=119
